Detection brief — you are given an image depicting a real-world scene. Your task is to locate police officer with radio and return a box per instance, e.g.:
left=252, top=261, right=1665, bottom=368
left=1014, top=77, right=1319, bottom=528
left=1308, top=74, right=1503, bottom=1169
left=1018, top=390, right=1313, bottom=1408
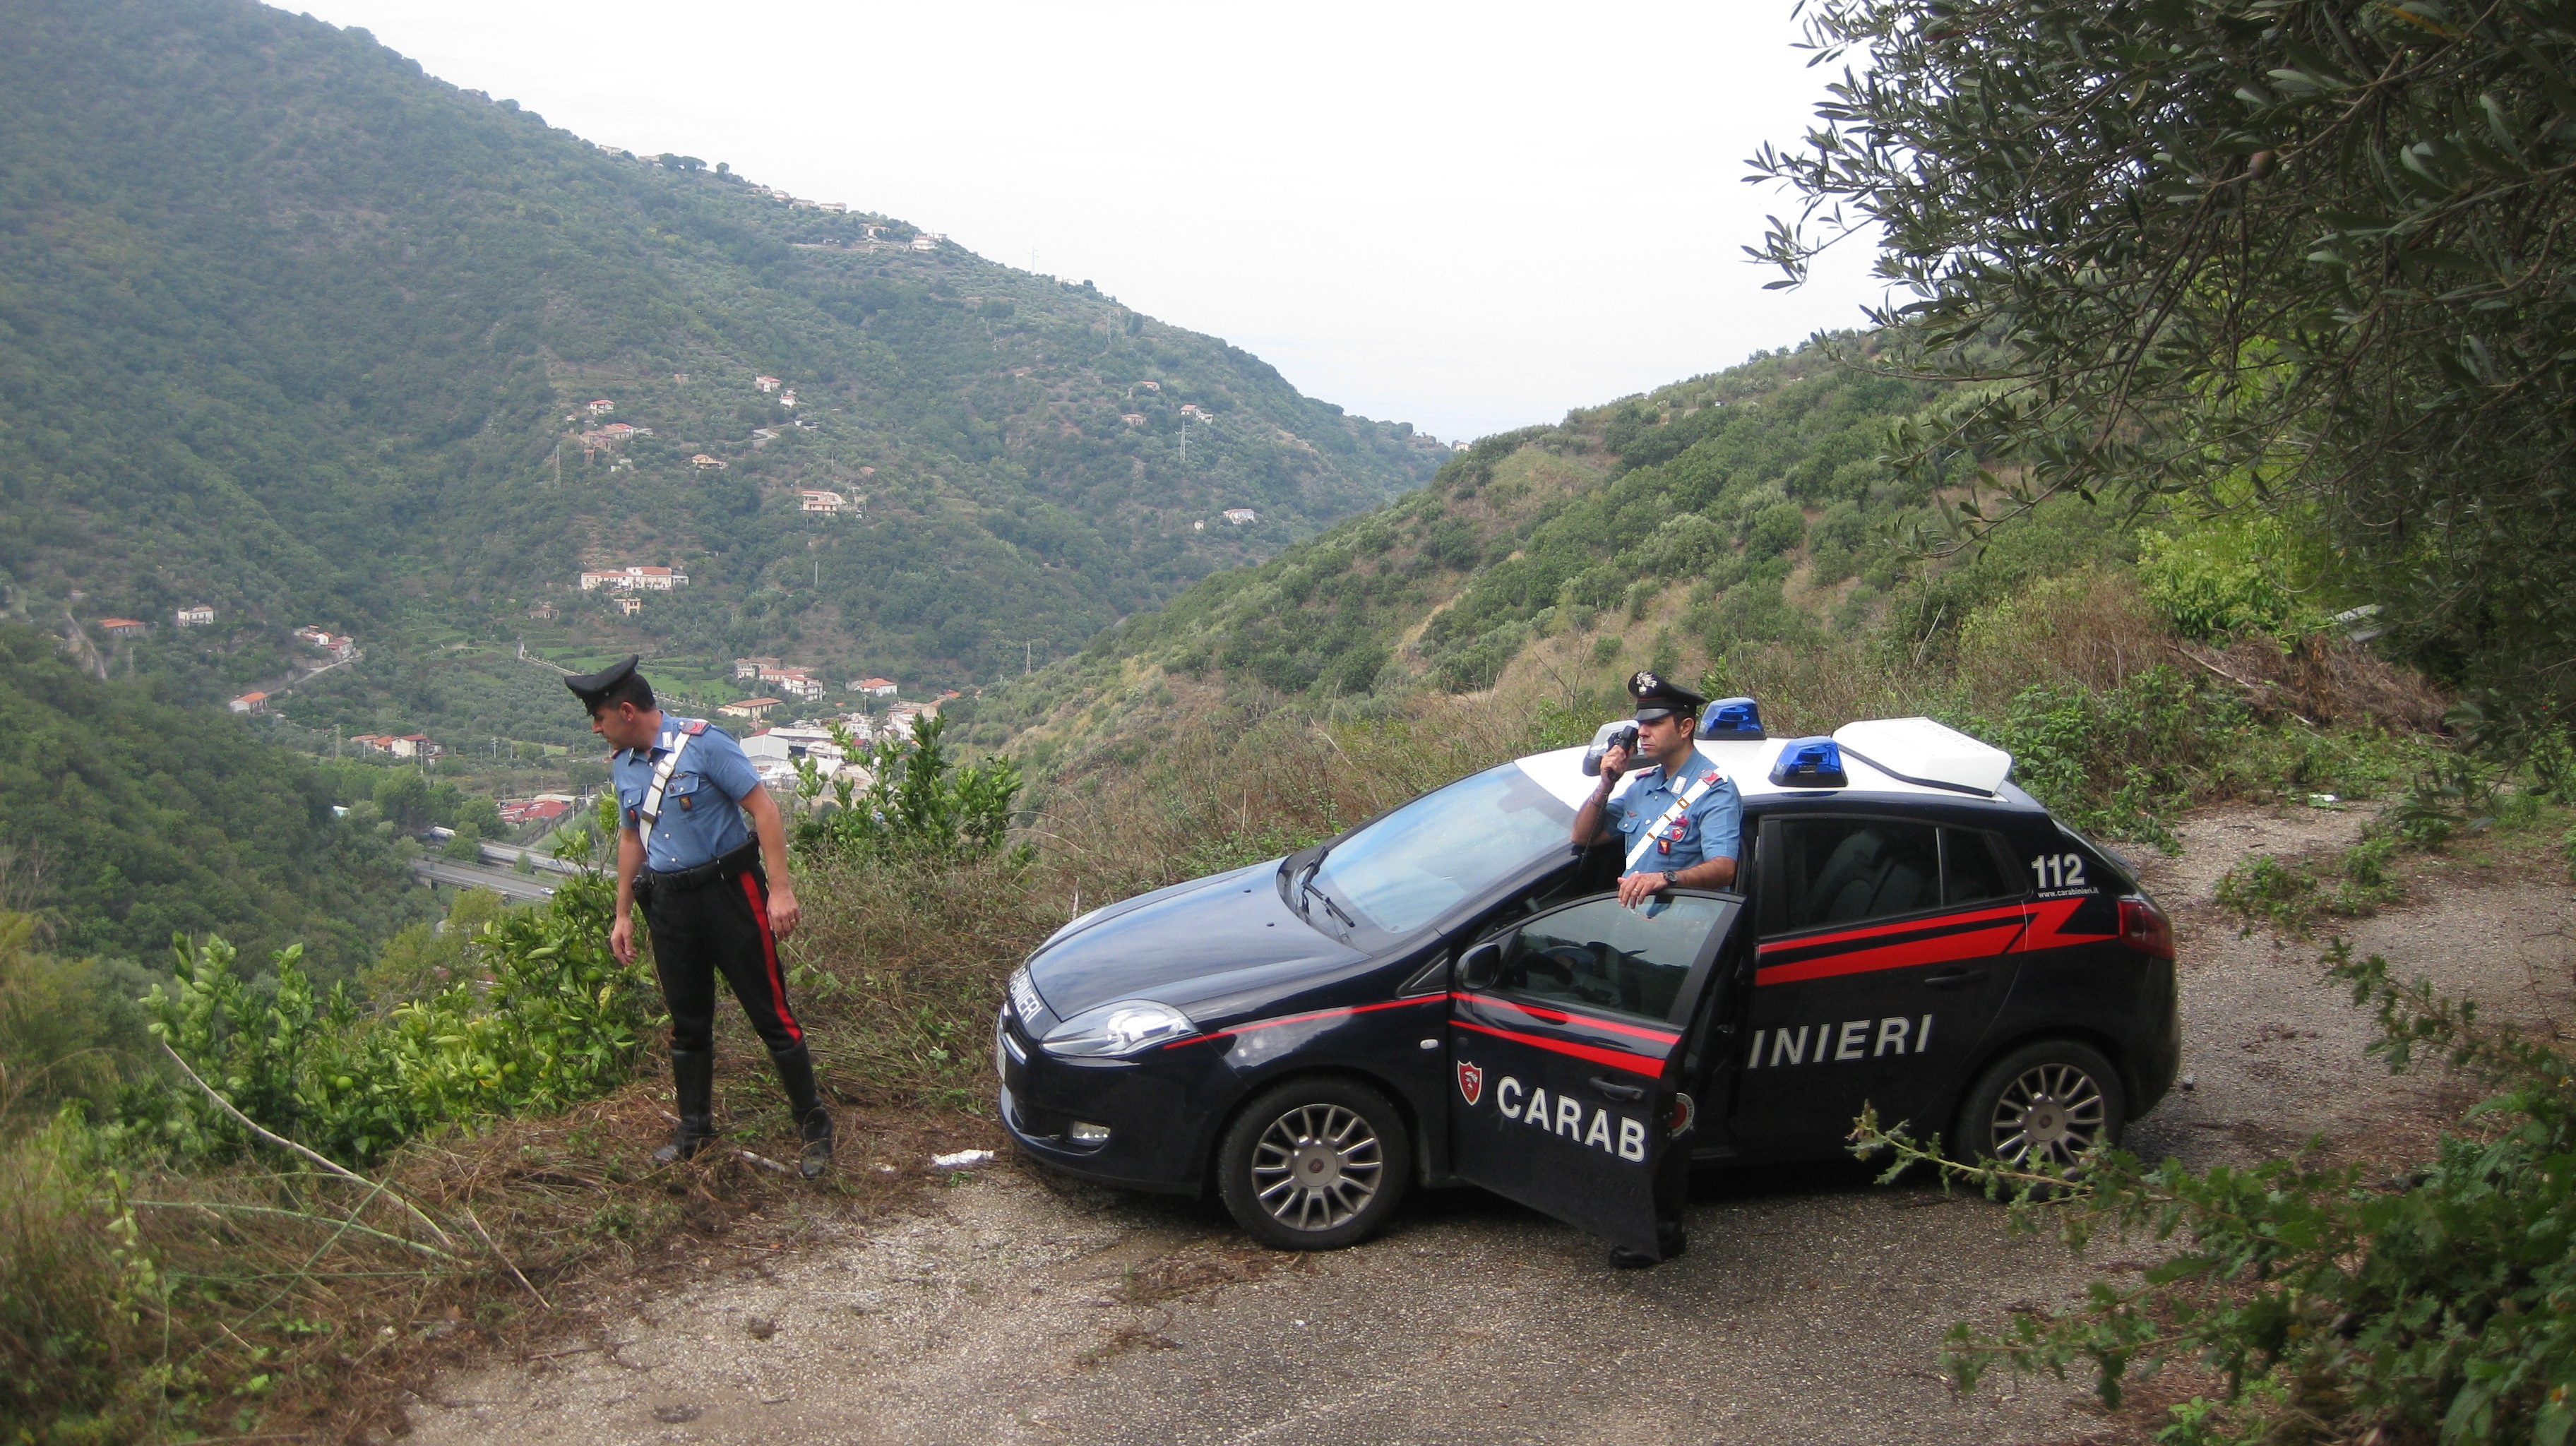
left=566, top=657, right=834, bottom=1178
left=1568, top=669, right=1741, bottom=1266
left=1573, top=671, right=1743, bottom=902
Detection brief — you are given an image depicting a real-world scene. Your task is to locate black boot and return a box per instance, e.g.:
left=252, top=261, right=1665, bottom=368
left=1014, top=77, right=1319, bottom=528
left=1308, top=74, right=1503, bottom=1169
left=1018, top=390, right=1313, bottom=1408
left=769, top=1043, right=835, bottom=1180
left=654, top=1048, right=716, bottom=1164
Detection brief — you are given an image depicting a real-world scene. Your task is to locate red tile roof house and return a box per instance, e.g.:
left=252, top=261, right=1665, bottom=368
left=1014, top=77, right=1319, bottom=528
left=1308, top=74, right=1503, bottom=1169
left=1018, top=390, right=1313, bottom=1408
left=100, top=618, right=147, bottom=638
left=228, top=692, right=268, bottom=715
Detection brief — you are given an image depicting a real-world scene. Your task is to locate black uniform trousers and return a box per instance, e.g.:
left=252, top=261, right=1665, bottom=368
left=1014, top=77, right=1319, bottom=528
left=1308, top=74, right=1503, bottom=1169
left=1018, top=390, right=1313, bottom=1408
left=643, top=852, right=804, bottom=1054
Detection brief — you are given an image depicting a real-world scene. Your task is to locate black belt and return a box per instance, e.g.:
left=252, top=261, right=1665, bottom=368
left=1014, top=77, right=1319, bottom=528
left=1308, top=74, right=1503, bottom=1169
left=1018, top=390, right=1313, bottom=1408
left=642, top=840, right=761, bottom=899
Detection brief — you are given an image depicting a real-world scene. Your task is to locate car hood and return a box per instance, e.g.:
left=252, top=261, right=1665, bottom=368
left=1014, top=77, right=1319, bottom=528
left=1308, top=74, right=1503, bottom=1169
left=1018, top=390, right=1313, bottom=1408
left=1022, top=861, right=1368, bottom=1020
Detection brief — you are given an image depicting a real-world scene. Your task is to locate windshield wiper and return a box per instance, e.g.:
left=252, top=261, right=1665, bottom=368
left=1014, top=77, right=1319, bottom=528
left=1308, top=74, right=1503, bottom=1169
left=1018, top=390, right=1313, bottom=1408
left=1301, top=873, right=1358, bottom=932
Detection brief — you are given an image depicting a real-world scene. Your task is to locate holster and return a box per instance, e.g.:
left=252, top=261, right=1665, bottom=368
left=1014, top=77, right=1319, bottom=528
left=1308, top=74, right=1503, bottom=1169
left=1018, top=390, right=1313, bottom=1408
left=641, top=840, right=762, bottom=906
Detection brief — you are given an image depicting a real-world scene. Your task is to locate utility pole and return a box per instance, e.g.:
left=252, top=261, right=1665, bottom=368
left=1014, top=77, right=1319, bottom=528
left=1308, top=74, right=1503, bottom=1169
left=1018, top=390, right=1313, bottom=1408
left=554, top=441, right=561, bottom=486
left=1025, top=640, right=1033, bottom=676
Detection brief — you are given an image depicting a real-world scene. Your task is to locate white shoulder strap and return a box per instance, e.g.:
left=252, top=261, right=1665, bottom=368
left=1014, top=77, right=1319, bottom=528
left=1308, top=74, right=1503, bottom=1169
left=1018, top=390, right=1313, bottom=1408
left=638, top=720, right=705, bottom=828
left=1624, top=766, right=1723, bottom=871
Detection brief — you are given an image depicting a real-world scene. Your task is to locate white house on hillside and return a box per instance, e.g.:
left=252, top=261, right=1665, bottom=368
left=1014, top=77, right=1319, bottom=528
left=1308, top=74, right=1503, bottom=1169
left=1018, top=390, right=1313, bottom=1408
left=578, top=566, right=689, bottom=592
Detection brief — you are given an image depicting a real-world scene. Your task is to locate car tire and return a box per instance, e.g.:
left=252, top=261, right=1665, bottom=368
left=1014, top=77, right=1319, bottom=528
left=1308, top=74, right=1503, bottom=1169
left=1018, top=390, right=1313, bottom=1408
left=1217, top=1077, right=1412, bottom=1251
left=1951, top=1039, right=2125, bottom=1171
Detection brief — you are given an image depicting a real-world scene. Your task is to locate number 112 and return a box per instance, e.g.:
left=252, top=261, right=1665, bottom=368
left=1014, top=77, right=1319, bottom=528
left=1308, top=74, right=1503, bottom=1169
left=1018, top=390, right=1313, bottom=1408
left=2031, top=852, right=2088, bottom=890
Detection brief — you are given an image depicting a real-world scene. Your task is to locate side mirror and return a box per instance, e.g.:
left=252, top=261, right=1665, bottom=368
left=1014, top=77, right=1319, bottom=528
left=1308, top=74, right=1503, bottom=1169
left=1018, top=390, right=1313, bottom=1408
left=1457, top=941, right=1503, bottom=991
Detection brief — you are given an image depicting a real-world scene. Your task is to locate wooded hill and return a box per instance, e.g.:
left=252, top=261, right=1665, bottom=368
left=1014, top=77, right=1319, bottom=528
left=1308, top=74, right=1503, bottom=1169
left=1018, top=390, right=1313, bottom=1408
left=986, top=332, right=2428, bottom=833
left=0, top=624, right=428, bottom=972
left=992, top=340, right=1957, bottom=741
left=0, top=0, right=1443, bottom=710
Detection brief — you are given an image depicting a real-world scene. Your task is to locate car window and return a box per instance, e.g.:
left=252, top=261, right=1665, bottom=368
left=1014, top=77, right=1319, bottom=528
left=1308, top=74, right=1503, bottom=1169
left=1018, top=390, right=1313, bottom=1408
left=1496, top=895, right=1726, bottom=1023
left=1776, top=818, right=1940, bottom=931
left=1313, top=762, right=1575, bottom=935
left=1942, top=829, right=2017, bottom=905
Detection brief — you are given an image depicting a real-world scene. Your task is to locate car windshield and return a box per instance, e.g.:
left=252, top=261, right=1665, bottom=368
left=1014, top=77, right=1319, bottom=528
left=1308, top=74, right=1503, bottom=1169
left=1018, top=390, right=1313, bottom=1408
left=1311, top=761, right=1575, bottom=935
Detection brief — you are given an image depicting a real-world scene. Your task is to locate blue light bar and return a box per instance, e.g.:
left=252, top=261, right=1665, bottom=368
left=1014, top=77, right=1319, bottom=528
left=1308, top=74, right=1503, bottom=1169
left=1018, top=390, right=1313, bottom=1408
left=1769, top=736, right=1849, bottom=788
left=1696, top=696, right=1767, bottom=741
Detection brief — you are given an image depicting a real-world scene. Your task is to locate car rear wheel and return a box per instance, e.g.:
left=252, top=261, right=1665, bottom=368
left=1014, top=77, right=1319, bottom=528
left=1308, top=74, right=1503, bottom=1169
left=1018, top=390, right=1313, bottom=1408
left=1218, top=1077, right=1412, bottom=1251
left=1952, top=1039, right=2125, bottom=1173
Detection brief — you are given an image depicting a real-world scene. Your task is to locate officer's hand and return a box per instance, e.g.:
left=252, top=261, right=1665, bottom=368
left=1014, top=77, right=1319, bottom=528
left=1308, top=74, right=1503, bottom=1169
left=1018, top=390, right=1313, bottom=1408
left=768, top=883, right=801, bottom=941
left=609, top=913, right=636, bottom=966
left=1600, top=741, right=1631, bottom=778
left=1618, top=871, right=1668, bottom=909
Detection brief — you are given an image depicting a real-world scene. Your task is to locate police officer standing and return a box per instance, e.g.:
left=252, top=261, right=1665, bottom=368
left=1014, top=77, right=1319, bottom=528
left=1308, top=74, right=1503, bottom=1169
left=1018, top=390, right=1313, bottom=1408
left=1570, top=669, right=1742, bottom=1265
left=565, top=657, right=834, bottom=1178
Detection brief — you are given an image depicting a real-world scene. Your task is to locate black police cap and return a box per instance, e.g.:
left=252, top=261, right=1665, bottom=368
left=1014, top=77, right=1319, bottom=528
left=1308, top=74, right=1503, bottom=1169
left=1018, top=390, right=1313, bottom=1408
left=1627, top=669, right=1707, bottom=722
left=564, top=655, right=642, bottom=710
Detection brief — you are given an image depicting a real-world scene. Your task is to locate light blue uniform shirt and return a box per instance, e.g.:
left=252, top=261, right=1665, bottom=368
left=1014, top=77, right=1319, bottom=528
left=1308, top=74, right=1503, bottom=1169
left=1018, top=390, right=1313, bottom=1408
left=611, top=719, right=761, bottom=872
left=1606, top=747, right=1742, bottom=878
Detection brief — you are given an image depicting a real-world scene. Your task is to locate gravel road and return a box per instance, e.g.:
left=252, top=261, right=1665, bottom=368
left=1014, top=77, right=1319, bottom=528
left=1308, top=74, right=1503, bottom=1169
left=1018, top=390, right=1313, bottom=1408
left=406, top=805, right=2576, bottom=1446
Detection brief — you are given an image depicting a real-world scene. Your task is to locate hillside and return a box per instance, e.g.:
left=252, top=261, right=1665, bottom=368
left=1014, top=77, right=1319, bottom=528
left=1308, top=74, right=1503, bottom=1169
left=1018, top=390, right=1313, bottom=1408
left=984, top=333, right=2438, bottom=855
left=0, top=623, right=428, bottom=972
left=987, top=340, right=1952, bottom=742
left=0, top=0, right=1444, bottom=726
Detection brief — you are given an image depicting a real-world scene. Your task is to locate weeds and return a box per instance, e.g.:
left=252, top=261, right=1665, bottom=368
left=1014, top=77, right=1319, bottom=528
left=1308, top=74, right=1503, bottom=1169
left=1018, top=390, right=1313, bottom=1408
left=2214, top=832, right=2407, bottom=938
left=1847, top=939, right=2576, bottom=1445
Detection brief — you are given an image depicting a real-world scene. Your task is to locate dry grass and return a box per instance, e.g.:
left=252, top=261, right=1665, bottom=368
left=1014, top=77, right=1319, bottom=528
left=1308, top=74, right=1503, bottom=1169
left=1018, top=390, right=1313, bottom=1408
left=781, top=681, right=1602, bottom=1115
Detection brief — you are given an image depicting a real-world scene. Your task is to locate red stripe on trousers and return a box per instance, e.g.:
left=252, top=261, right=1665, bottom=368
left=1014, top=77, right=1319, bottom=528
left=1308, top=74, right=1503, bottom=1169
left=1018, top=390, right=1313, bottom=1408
left=738, top=871, right=802, bottom=1043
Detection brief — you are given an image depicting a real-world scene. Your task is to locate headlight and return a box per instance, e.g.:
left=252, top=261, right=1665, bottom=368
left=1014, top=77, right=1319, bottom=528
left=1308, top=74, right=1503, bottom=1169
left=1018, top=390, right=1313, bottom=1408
left=1039, top=1000, right=1198, bottom=1058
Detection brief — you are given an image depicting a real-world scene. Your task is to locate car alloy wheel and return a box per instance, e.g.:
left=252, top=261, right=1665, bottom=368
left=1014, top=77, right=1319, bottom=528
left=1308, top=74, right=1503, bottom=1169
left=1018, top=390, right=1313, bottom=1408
left=1985, top=1060, right=2108, bottom=1167
left=1219, top=1077, right=1412, bottom=1250
left=1954, top=1039, right=2126, bottom=1176
left=1250, top=1102, right=1383, bottom=1232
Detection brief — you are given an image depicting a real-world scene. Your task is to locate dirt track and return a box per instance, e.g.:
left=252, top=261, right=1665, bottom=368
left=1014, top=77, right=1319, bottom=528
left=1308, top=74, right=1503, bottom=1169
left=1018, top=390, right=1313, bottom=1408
left=405, top=805, right=2576, bottom=1445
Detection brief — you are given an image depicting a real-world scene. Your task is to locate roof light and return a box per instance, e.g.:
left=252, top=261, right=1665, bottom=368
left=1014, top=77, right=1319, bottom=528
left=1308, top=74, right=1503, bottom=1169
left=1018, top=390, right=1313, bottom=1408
left=1831, top=717, right=2013, bottom=796
left=1697, top=696, right=1766, bottom=741
left=1769, top=736, right=1848, bottom=788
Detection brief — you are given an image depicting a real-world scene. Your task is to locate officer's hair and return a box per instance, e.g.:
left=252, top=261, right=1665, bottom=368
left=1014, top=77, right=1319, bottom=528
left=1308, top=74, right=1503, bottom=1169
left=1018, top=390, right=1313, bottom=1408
left=590, top=671, right=656, bottom=716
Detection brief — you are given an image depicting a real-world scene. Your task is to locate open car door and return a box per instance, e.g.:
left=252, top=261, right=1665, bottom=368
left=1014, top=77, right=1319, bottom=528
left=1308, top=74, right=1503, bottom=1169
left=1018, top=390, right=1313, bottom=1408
left=1445, top=891, right=1741, bottom=1255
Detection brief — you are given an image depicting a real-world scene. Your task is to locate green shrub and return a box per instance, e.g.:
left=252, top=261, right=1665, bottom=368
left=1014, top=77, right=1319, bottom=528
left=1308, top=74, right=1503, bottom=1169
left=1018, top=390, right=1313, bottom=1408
left=2136, top=520, right=2322, bottom=640
left=1744, top=500, right=1808, bottom=558
left=1974, top=667, right=2206, bottom=846
left=1855, top=941, right=2576, bottom=1445
left=132, top=866, right=652, bottom=1167
left=0, top=916, right=142, bottom=1123
left=793, top=713, right=1028, bottom=868
left=0, top=1115, right=162, bottom=1444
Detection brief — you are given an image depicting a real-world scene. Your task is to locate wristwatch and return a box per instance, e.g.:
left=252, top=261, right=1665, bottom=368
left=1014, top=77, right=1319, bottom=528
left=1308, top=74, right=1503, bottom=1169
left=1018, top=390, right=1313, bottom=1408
left=1655, top=871, right=1675, bottom=892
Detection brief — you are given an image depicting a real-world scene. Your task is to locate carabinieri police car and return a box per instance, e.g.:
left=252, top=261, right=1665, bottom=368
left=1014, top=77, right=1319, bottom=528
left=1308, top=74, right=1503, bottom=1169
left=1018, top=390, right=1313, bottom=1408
left=996, top=702, right=2179, bottom=1258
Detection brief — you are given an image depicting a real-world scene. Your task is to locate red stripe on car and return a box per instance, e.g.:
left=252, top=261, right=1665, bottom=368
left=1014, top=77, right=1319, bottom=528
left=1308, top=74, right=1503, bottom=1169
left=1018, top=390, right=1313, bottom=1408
left=1753, top=918, right=2029, bottom=986
left=1449, top=992, right=1681, bottom=1044
left=1159, top=996, right=1435, bottom=1050
left=1449, top=1018, right=1669, bottom=1077
left=1755, top=903, right=2032, bottom=957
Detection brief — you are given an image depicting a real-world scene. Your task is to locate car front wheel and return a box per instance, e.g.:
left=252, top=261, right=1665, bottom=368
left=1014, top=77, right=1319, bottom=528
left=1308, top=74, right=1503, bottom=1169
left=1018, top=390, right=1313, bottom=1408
left=1217, top=1077, right=1412, bottom=1251
left=1952, top=1039, right=2125, bottom=1172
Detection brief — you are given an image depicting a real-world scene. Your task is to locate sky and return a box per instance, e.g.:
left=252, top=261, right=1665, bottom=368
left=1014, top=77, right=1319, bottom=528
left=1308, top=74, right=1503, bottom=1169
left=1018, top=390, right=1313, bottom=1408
left=292, top=0, right=1890, bottom=445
